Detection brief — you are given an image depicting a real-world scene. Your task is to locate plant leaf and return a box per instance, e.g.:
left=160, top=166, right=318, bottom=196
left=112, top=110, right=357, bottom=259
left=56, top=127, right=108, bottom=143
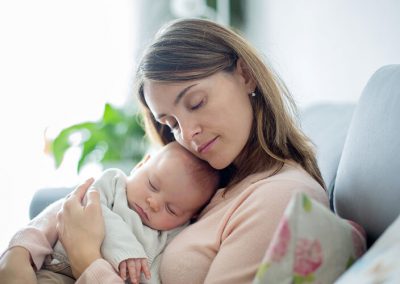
left=103, top=103, right=124, bottom=124
left=50, top=103, right=147, bottom=173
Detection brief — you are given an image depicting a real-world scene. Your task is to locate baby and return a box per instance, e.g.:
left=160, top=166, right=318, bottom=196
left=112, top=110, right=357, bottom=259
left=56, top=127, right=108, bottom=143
left=37, top=142, right=219, bottom=284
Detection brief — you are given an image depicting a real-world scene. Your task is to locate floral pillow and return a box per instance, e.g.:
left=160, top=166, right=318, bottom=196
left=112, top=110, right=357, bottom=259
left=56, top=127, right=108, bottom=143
left=253, top=192, right=366, bottom=284
left=335, top=213, right=400, bottom=283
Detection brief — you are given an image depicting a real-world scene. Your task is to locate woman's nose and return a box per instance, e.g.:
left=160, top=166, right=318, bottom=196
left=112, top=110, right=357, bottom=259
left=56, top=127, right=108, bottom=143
left=147, top=197, right=160, bottom=212
left=179, top=118, right=201, bottom=142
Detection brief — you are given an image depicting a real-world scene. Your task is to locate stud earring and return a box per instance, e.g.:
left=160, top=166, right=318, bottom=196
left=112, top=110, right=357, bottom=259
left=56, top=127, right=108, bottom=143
left=251, top=91, right=256, bottom=97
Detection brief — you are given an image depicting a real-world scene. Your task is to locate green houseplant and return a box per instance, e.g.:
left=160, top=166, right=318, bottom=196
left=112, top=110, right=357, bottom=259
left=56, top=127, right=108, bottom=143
left=50, top=103, right=148, bottom=173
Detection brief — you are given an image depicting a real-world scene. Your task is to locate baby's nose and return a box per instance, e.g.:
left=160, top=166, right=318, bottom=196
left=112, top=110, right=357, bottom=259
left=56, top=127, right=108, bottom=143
left=147, top=197, right=160, bottom=212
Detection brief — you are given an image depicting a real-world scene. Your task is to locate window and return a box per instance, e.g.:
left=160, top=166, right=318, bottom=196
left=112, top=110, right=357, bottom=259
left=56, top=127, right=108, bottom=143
left=0, top=0, right=138, bottom=251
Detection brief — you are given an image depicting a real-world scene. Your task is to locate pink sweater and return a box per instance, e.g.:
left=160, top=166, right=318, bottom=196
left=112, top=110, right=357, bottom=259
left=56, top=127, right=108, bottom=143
left=7, top=162, right=328, bottom=283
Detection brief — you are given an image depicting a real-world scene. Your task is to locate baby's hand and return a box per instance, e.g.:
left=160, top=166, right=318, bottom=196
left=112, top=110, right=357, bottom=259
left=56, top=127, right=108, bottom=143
left=119, top=258, right=151, bottom=284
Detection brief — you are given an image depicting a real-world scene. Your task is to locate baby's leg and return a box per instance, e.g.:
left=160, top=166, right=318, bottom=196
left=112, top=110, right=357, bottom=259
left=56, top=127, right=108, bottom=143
left=36, top=269, right=74, bottom=284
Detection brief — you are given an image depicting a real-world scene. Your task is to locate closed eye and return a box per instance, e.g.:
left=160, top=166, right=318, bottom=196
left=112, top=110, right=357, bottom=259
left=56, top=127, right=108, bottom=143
left=167, top=122, right=180, bottom=134
left=165, top=204, right=177, bottom=216
left=148, top=179, right=158, bottom=192
left=170, top=122, right=179, bottom=130
left=163, top=119, right=180, bottom=133
left=190, top=99, right=204, bottom=110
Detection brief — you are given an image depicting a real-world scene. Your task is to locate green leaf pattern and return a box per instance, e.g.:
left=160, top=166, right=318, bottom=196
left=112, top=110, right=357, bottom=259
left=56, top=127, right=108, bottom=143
left=302, top=194, right=312, bottom=212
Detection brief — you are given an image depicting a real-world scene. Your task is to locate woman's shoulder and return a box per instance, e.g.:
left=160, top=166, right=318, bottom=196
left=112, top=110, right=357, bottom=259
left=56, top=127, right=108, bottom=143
left=237, top=161, right=328, bottom=207
left=206, top=162, right=328, bottom=240
left=204, top=161, right=328, bottom=217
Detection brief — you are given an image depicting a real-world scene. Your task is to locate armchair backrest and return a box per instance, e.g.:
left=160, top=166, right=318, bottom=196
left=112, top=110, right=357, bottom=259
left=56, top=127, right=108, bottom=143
left=333, top=65, right=400, bottom=245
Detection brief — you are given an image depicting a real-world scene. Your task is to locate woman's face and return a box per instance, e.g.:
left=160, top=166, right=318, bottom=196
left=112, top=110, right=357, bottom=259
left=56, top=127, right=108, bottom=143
left=143, top=62, right=255, bottom=169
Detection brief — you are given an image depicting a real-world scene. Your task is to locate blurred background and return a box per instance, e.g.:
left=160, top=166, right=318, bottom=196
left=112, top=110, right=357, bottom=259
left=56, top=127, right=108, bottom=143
left=0, top=0, right=399, bottom=252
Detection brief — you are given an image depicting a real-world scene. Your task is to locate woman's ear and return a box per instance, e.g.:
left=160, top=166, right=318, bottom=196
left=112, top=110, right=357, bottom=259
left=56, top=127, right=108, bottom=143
left=236, top=58, right=256, bottom=92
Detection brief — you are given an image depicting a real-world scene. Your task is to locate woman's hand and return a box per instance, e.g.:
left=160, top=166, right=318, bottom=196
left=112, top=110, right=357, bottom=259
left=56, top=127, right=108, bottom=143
left=56, top=178, right=105, bottom=278
left=0, top=247, right=36, bottom=284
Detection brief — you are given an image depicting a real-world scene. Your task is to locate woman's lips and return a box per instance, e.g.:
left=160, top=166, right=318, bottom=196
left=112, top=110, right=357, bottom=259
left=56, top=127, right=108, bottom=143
left=133, top=203, right=149, bottom=221
left=198, top=136, right=218, bottom=154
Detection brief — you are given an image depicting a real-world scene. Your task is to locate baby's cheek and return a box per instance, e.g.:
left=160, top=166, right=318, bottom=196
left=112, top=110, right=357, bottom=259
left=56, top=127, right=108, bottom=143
left=160, top=215, right=186, bottom=230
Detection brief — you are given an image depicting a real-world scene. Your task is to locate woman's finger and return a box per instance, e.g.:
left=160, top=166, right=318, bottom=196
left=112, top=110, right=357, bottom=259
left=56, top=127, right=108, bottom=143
left=70, top=178, right=95, bottom=201
left=85, top=189, right=101, bottom=211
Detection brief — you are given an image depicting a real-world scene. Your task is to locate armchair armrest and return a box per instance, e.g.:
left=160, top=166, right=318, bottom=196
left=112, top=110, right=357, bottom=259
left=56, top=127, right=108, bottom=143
left=29, top=187, right=73, bottom=219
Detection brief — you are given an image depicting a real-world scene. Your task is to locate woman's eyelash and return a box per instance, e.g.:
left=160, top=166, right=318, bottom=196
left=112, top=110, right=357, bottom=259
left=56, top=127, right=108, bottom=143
left=168, top=122, right=179, bottom=133
left=164, top=120, right=178, bottom=129
left=190, top=99, right=203, bottom=110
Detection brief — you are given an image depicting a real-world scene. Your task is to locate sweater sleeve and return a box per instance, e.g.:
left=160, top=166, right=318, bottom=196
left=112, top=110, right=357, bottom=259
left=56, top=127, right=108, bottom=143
left=75, top=259, right=125, bottom=284
left=92, top=169, right=147, bottom=271
left=5, top=226, right=53, bottom=270
left=100, top=204, right=147, bottom=270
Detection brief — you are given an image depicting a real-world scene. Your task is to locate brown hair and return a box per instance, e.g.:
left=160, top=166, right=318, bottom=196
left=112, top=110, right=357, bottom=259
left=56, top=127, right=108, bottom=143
left=135, top=18, right=326, bottom=190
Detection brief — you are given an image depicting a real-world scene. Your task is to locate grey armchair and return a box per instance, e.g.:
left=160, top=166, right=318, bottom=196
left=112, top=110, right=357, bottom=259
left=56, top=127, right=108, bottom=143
left=30, top=64, right=400, bottom=250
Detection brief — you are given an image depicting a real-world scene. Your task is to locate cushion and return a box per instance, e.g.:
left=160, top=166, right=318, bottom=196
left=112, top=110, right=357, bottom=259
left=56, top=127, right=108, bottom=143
left=253, top=192, right=366, bottom=284
left=335, top=213, right=400, bottom=283
left=333, top=64, right=400, bottom=244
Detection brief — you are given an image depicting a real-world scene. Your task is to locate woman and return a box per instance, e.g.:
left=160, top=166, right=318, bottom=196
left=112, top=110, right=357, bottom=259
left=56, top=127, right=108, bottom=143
left=0, top=19, right=328, bottom=283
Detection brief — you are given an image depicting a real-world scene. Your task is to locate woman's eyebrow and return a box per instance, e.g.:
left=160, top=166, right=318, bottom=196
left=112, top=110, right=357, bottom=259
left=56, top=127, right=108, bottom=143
left=156, top=83, right=198, bottom=120
left=174, top=83, right=198, bottom=105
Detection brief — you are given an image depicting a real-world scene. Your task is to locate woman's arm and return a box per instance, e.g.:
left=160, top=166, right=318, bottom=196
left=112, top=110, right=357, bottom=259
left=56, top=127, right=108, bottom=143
left=27, top=197, right=62, bottom=245
left=0, top=247, right=36, bottom=284
left=0, top=194, right=63, bottom=283
left=1, top=178, right=124, bottom=284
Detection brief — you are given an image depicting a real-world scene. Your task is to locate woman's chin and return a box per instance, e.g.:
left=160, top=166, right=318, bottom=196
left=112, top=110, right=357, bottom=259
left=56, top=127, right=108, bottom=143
left=207, top=157, right=231, bottom=170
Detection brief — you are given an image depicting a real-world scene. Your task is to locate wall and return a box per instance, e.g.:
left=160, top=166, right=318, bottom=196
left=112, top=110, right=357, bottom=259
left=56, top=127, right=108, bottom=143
left=243, top=0, right=400, bottom=108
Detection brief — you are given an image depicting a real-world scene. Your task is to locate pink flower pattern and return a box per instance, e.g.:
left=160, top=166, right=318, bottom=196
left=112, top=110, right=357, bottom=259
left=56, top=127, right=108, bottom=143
left=294, top=239, right=323, bottom=276
left=268, top=217, right=291, bottom=262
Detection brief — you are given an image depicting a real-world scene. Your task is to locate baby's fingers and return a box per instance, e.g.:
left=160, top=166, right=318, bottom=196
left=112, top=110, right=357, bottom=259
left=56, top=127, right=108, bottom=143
left=141, top=259, right=151, bottom=280
left=119, top=261, right=127, bottom=280
left=127, top=260, right=139, bottom=284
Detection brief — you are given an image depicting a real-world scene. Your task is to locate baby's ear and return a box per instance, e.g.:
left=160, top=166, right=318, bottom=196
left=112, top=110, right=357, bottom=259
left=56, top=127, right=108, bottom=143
left=190, top=215, right=198, bottom=223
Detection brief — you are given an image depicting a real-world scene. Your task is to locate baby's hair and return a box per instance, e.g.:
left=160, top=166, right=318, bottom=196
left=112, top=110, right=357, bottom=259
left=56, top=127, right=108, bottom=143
left=165, top=142, right=220, bottom=198
left=175, top=146, right=220, bottom=217
left=186, top=152, right=220, bottom=195
left=180, top=148, right=219, bottom=194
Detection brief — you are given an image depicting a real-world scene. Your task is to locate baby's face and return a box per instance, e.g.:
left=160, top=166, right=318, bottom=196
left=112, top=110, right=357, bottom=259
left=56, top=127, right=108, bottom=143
left=126, top=146, right=212, bottom=230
